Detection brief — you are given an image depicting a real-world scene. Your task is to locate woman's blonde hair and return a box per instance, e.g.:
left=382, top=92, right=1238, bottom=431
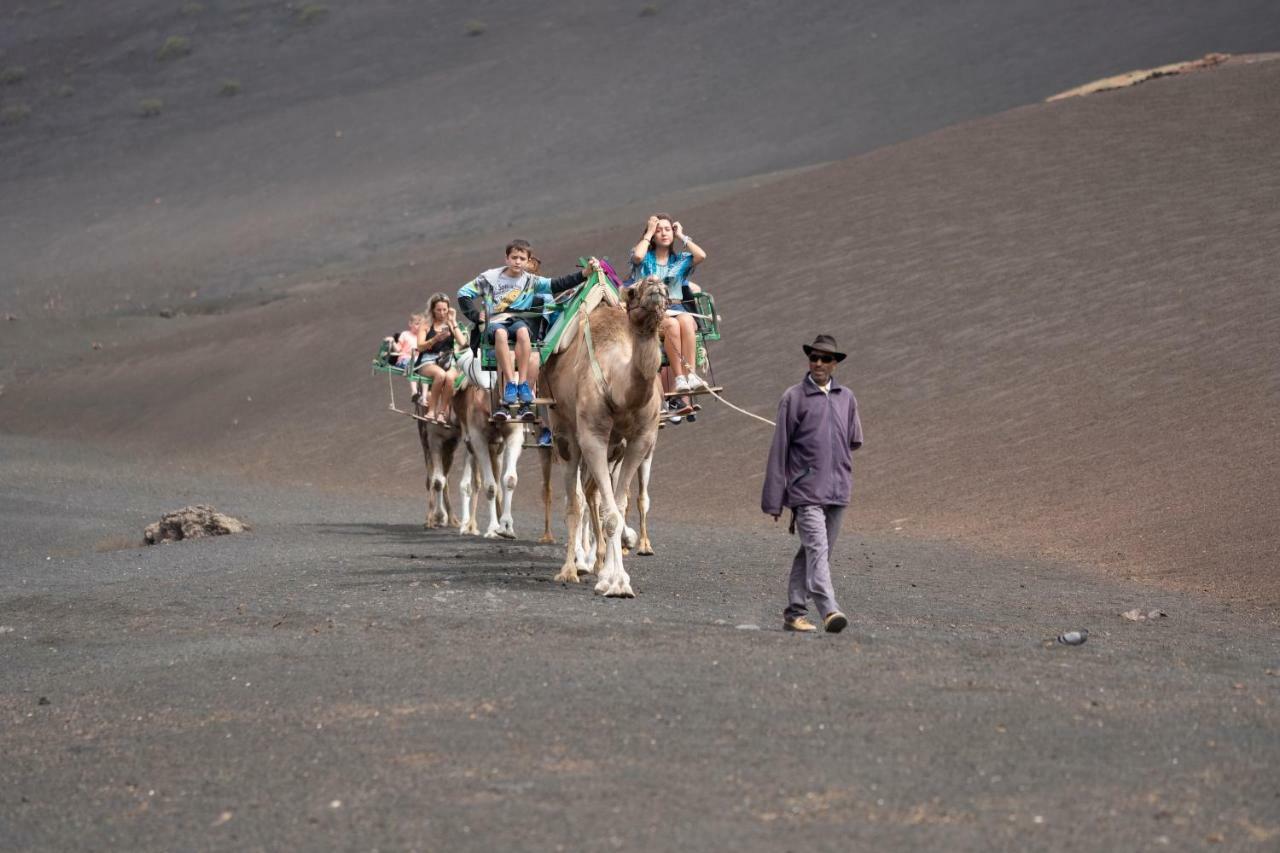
left=425, top=292, right=451, bottom=321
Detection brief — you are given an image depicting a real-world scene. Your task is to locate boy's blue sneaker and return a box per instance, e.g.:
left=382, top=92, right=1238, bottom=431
left=502, top=381, right=519, bottom=407
left=517, top=382, right=534, bottom=404
left=537, top=427, right=553, bottom=447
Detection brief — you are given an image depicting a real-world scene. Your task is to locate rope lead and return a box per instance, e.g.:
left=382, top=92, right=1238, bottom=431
left=674, top=352, right=775, bottom=428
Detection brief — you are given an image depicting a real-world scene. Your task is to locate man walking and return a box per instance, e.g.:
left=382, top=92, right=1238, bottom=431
left=761, top=335, right=864, bottom=633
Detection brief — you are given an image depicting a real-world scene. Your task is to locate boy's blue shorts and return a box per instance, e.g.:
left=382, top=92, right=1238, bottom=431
left=485, top=317, right=532, bottom=344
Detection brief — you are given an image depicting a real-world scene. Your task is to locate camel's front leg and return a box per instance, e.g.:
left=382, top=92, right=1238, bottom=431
left=441, top=436, right=460, bottom=529
left=419, top=423, right=436, bottom=529
left=427, top=434, right=450, bottom=528
left=585, top=476, right=607, bottom=576
left=538, top=446, right=555, bottom=544
left=573, top=471, right=594, bottom=574
left=635, top=449, right=654, bottom=556
left=423, top=464, right=438, bottom=530
left=457, top=440, right=480, bottom=536
left=600, top=433, right=655, bottom=594
left=612, top=455, right=637, bottom=554
left=579, top=432, right=632, bottom=598
left=495, top=426, right=522, bottom=540
left=555, top=454, right=585, bottom=583
left=480, top=445, right=502, bottom=539
left=619, top=489, right=636, bottom=554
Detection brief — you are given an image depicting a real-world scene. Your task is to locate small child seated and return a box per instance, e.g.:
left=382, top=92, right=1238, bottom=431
left=390, top=314, right=422, bottom=367
left=386, top=313, right=424, bottom=400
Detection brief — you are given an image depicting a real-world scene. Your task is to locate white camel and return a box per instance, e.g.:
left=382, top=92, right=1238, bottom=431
left=453, top=383, right=524, bottom=539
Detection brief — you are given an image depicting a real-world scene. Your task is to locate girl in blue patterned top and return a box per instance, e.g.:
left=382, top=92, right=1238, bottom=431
left=630, top=213, right=708, bottom=403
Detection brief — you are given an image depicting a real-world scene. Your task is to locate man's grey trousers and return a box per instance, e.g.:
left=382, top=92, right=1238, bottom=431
left=785, top=504, right=844, bottom=620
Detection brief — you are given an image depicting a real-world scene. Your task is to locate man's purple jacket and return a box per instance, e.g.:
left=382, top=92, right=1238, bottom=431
left=761, top=374, right=864, bottom=516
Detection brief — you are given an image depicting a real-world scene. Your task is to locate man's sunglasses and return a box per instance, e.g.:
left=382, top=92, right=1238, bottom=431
left=808, top=354, right=836, bottom=364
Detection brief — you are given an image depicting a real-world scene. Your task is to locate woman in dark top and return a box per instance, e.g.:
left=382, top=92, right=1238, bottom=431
left=416, top=292, right=467, bottom=424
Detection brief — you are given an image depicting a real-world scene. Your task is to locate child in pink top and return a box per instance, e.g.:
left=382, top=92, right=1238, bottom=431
left=386, top=313, right=425, bottom=401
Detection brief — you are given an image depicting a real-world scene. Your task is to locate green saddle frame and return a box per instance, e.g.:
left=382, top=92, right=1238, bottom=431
left=472, top=272, right=722, bottom=372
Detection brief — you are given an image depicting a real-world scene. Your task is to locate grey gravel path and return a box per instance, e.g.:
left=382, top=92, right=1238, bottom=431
left=1, top=436, right=1277, bottom=851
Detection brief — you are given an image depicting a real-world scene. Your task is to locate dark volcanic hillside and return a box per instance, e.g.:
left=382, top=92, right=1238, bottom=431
left=3, top=57, right=1278, bottom=604
left=3, top=0, right=1279, bottom=325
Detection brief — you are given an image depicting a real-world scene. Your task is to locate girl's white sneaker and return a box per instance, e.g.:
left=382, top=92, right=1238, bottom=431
left=674, top=375, right=691, bottom=393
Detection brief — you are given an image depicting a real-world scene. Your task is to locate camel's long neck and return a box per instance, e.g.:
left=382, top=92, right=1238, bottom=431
left=629, top=310, right=665, bottom=379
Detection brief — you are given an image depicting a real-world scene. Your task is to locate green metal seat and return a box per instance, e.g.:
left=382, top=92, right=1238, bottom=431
left=688, top=291, right=721, bottom=341
left=371, top=339, right=407, bottom=376
left=372, top=339, right=438, bottom=387
left=476, top=309, right=550, bottom=372
left=468, top=273, right=722, bottom=381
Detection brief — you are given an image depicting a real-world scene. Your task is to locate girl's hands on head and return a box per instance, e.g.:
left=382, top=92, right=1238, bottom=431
left=645, top=215, right=659, bottom=237
left=672, top=221, right=684, bottom=240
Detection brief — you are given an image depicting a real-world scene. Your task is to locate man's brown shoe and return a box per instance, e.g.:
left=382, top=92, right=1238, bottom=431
left=784, top=616, right=818, bottom=633
left=823, top=612, right=849, bottom=634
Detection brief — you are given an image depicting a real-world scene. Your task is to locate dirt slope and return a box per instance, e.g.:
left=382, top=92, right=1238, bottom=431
left=4, top=0, right=1280, bottom=321
left=3, top=58, right=1277, bottom=604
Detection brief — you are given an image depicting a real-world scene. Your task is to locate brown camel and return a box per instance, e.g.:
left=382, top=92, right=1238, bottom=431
left=542, top=275, right=667, bottom=596
left=553, top=441, right=656, bottom=568
left=416, top=413, right=461, bottom=529
left=536, top=442, right=654, bottom=553
left=536, top=445, right=556, bottom=544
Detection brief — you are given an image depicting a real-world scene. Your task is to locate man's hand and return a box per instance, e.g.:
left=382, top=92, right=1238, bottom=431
left=584, top=257, right=601, bottom=276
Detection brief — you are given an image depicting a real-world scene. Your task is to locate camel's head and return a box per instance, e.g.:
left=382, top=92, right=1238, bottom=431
left=625, top=275, right=668, bottom=336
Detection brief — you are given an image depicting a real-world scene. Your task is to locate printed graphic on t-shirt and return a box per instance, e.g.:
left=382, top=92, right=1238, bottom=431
left=488, top=272, right=527, bottom=315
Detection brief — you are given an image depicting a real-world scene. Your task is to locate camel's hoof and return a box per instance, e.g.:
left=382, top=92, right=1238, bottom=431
left=538, top=534, right=556, bottom=545
left=497, top=526, right=516, bottom=540
left=597, top=582, right=635, bottom=598
left=483, top=530, right=501, bottom=539
left=637, top=546, right=654, bottom=557
left=554, top=568, right=580, bottom=583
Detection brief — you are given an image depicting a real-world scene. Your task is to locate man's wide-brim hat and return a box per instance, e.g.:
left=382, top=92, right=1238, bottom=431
left=802, top=334, right=847, bottom=362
